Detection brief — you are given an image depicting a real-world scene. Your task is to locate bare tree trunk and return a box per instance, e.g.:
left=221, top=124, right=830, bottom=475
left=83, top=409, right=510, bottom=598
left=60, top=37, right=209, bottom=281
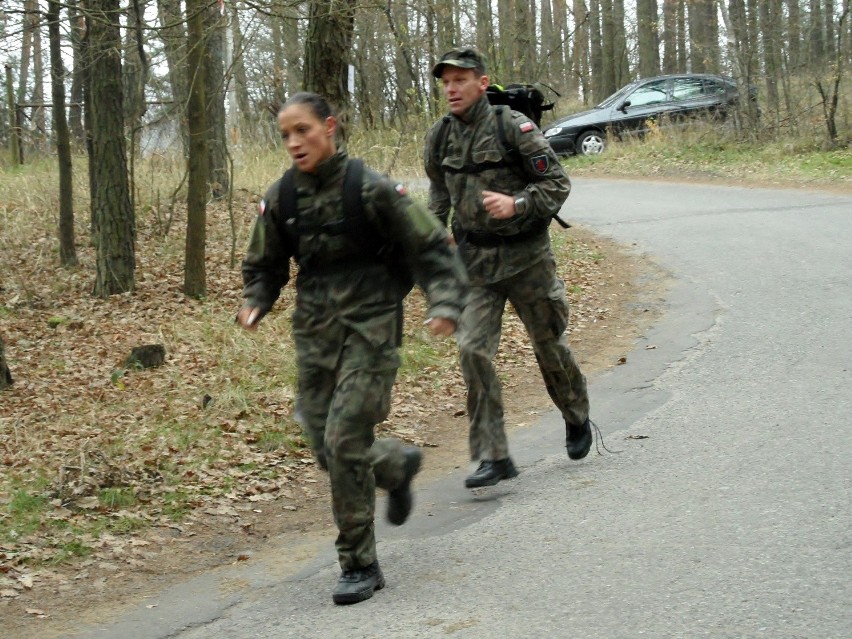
left=0, top=336, right=12, bottom=390
left=184, top=0, right=208, bottom=298
left=81, top=10, right=96, bottom=232
left=90, top=0, right=136, bottom=297
left=515, top=0, right=534, bottom=79
left=612, top=0, right=630, bottom=86
left=551, top=0, right=570, bottom=97
left=676, top=0, right=687, bottom=71
left=281, top=5, right=302, bottom=99
left=589, top=0, right=605, bottom=101
left=47, top=0, right=77, bottom=267
left=721, top=0, right=760, bottom=130
left=573, top=0, right=591, bottom=102
left=476, top=0, right=493, bottom=61
left=497, top=0, right=513, bottom=77
left=304, top=0, right=357, bottom=143
left=269, top=8, right=288, bottom=107
left=759, top=0, right=782, bottom=127
left=229, top=3, right=254, bottom=138
left=31, top=2, right=46, bottom=145
left=816, top=2, right=850, bottom=146
left=787, top=0, right=802, bottom=70
left=157, top=0, right=190, bottom=156
left=637, top=0, right=660, bottom=78
left=4, top=65, right=21, bottom=165
left=689, top=0, right=718, bottom=72
left=662, top=0, right=678, bottom=72
left=68, top=0, right=85, bottom=144
left=204, top=4, right=229, bottom=199
left=384, top=1, right=425, bottom=119
left=124, top=0, right=148, bottom=155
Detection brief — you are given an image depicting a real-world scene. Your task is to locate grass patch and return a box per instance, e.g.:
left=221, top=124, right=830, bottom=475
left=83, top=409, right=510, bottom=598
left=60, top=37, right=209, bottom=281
left=4, top=489, right=50, bottom=540
left=162, top=490, right=193, bottom=522
left=47, top=540, right=93, bottom=564
left=98, top=488, right=138, bottom=511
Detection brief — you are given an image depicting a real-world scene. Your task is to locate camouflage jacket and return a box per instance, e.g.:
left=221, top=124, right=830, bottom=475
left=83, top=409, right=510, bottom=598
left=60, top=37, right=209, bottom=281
left=424, top=94, right=571, bottom=284
left=241, top=152, right=467, bottom=348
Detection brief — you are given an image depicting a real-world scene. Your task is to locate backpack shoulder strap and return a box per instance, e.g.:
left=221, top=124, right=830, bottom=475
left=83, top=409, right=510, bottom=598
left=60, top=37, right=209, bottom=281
left=341, top=157, right=384, bottom=254
left=276, top=167, right=299, bottom=255
left=431, top=115, right=452, bottom=168
left=493, top=106, right=516, bottom=158
left=342, top=157, right=364, bottom=224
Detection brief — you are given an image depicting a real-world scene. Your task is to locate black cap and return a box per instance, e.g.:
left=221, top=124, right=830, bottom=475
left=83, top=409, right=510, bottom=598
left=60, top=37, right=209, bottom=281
left=431, top=47, right=487, bottom=78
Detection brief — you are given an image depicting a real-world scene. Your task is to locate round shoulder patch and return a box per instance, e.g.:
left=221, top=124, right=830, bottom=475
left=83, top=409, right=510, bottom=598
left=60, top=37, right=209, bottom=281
left=531, top=154, right=550, bottom=175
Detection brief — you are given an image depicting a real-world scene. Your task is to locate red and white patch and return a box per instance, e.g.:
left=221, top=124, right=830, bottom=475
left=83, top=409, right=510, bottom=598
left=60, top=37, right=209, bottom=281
left=531, top=154, right=550, bottom=174
left=394, top=183, right=408, bottom=196
left=258, top=199, right=266, bottom=216
left=519, top=121, right=535, bottom=133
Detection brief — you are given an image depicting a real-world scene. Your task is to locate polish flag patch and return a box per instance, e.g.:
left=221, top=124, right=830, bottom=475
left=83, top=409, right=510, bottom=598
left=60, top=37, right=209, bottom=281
left=519, top=121, right=535, bottom=133
left=258, top=199, right=266, bottom=216
left=395, top=183, right=408, bottom=196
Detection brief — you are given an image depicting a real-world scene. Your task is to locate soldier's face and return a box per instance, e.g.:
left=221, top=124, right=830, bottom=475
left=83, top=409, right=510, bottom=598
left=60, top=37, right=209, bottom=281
left=440, top=67, right=488, bottom=116
left=277, top=104, right=337, bottom=173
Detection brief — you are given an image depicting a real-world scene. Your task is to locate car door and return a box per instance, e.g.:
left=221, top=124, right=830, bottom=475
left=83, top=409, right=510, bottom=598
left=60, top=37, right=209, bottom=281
left=669, top=76, right=725, bottom=125
left=610, top=78, right=672, bottom=137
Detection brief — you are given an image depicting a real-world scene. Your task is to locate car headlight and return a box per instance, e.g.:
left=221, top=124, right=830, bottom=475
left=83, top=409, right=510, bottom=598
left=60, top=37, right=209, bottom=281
left=544, top=127, right=563, bottom=138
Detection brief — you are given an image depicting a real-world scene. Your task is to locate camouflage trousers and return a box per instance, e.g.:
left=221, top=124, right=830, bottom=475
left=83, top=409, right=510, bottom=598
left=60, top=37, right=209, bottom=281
left=296, top=326, right=411, bottom=571
left=456, top=254, right=589, bottom=461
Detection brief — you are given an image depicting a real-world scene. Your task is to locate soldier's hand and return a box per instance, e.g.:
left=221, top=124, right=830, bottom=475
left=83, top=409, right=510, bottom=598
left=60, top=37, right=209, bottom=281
left=425, top=317, right=456, bottom=337
left=482, top=190, right=516, bottom=219
left=236, top=306, right=262, bottom=331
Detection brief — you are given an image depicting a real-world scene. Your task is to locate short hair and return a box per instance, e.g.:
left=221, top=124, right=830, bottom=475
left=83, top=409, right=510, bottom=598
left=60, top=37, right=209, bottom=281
left=280, top=92, right=334, bottom=121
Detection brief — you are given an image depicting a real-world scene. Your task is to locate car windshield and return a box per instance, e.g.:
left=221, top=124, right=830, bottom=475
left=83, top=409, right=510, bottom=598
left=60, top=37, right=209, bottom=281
left=595, top=82, right=640, bottom=109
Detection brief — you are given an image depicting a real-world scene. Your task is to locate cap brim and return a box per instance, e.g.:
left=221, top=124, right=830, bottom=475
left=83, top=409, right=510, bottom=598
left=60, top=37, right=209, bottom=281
left=431, top=59, right=475, bottom=78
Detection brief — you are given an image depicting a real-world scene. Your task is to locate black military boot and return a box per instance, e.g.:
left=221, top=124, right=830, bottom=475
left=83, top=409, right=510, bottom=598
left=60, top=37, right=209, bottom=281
left=387, top=446, right=423, bottom=526
left=332, top=560, right=385, bottom=605
left=566, top=417, right=593, bottom=460
left=464, top=458, right=519, bottom=488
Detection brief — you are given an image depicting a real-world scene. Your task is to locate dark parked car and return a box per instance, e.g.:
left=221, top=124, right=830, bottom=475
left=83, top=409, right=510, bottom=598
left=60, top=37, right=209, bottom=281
left=543, top=73, right=750, bottom=156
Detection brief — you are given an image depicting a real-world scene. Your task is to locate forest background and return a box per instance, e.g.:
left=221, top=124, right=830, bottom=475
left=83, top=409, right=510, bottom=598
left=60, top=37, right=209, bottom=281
left=0, top=0, right=850, bottom=629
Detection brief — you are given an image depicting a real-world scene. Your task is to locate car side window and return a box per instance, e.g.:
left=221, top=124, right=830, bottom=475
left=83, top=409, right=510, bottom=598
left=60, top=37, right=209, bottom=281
left=704, top=79, right=728, bottom=96
left=625, top=80, right=669, bottom=107
left=673, top=78, right=705, bottom=100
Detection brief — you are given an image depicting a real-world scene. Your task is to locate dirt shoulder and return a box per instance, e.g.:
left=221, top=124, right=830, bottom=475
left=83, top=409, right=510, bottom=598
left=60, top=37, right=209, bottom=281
left=0, top=225, right=668, bottom=637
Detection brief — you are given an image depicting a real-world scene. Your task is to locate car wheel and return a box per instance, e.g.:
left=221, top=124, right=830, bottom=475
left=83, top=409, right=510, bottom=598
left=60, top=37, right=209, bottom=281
left=577, top=130, right=605, bottom=155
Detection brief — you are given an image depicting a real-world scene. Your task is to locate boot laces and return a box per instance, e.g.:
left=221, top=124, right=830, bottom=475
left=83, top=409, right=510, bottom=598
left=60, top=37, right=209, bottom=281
left=590, top=419, right=622, bottom=455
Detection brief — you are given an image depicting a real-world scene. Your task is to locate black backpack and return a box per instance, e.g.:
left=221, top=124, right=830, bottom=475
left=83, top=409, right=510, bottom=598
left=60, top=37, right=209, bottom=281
left=277, top=158, right=415, bottom=298
left=485, top=83, right=555, bottom=127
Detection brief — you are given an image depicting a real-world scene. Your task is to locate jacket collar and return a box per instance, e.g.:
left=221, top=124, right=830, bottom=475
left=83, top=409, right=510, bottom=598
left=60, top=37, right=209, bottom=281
left=454, top=94, right=492, bottom=124
left=294, top=150, right=348, bottom=188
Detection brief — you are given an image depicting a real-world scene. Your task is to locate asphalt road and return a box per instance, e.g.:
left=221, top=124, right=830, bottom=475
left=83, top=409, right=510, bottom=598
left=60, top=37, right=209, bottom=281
left=64, top=179, right=852, bottom=639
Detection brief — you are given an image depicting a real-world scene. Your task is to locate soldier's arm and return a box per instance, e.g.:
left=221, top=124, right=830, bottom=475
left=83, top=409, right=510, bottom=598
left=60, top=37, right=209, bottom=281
left=423, top=124, right=452, bottom=227
left=368, top=176, right=467, bottom=326
left=507, top=112, right=571, bottom=221
left=240, top=182, right=292, bottom=323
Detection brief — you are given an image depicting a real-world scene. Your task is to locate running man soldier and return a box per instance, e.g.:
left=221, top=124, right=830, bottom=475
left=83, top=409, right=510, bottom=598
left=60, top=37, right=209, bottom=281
left=424, top=47, right=593, bottom=489
left=238, top=92, right=467, bottom=604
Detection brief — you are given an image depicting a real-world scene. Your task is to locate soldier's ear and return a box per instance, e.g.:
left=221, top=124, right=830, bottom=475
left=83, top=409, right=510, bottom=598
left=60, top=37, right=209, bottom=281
left=325, top=116, right=338, bottom=139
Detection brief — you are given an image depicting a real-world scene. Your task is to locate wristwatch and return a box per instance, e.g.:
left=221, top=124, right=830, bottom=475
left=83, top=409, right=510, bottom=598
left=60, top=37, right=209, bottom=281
left=513, top=195, right=527, bottom=214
